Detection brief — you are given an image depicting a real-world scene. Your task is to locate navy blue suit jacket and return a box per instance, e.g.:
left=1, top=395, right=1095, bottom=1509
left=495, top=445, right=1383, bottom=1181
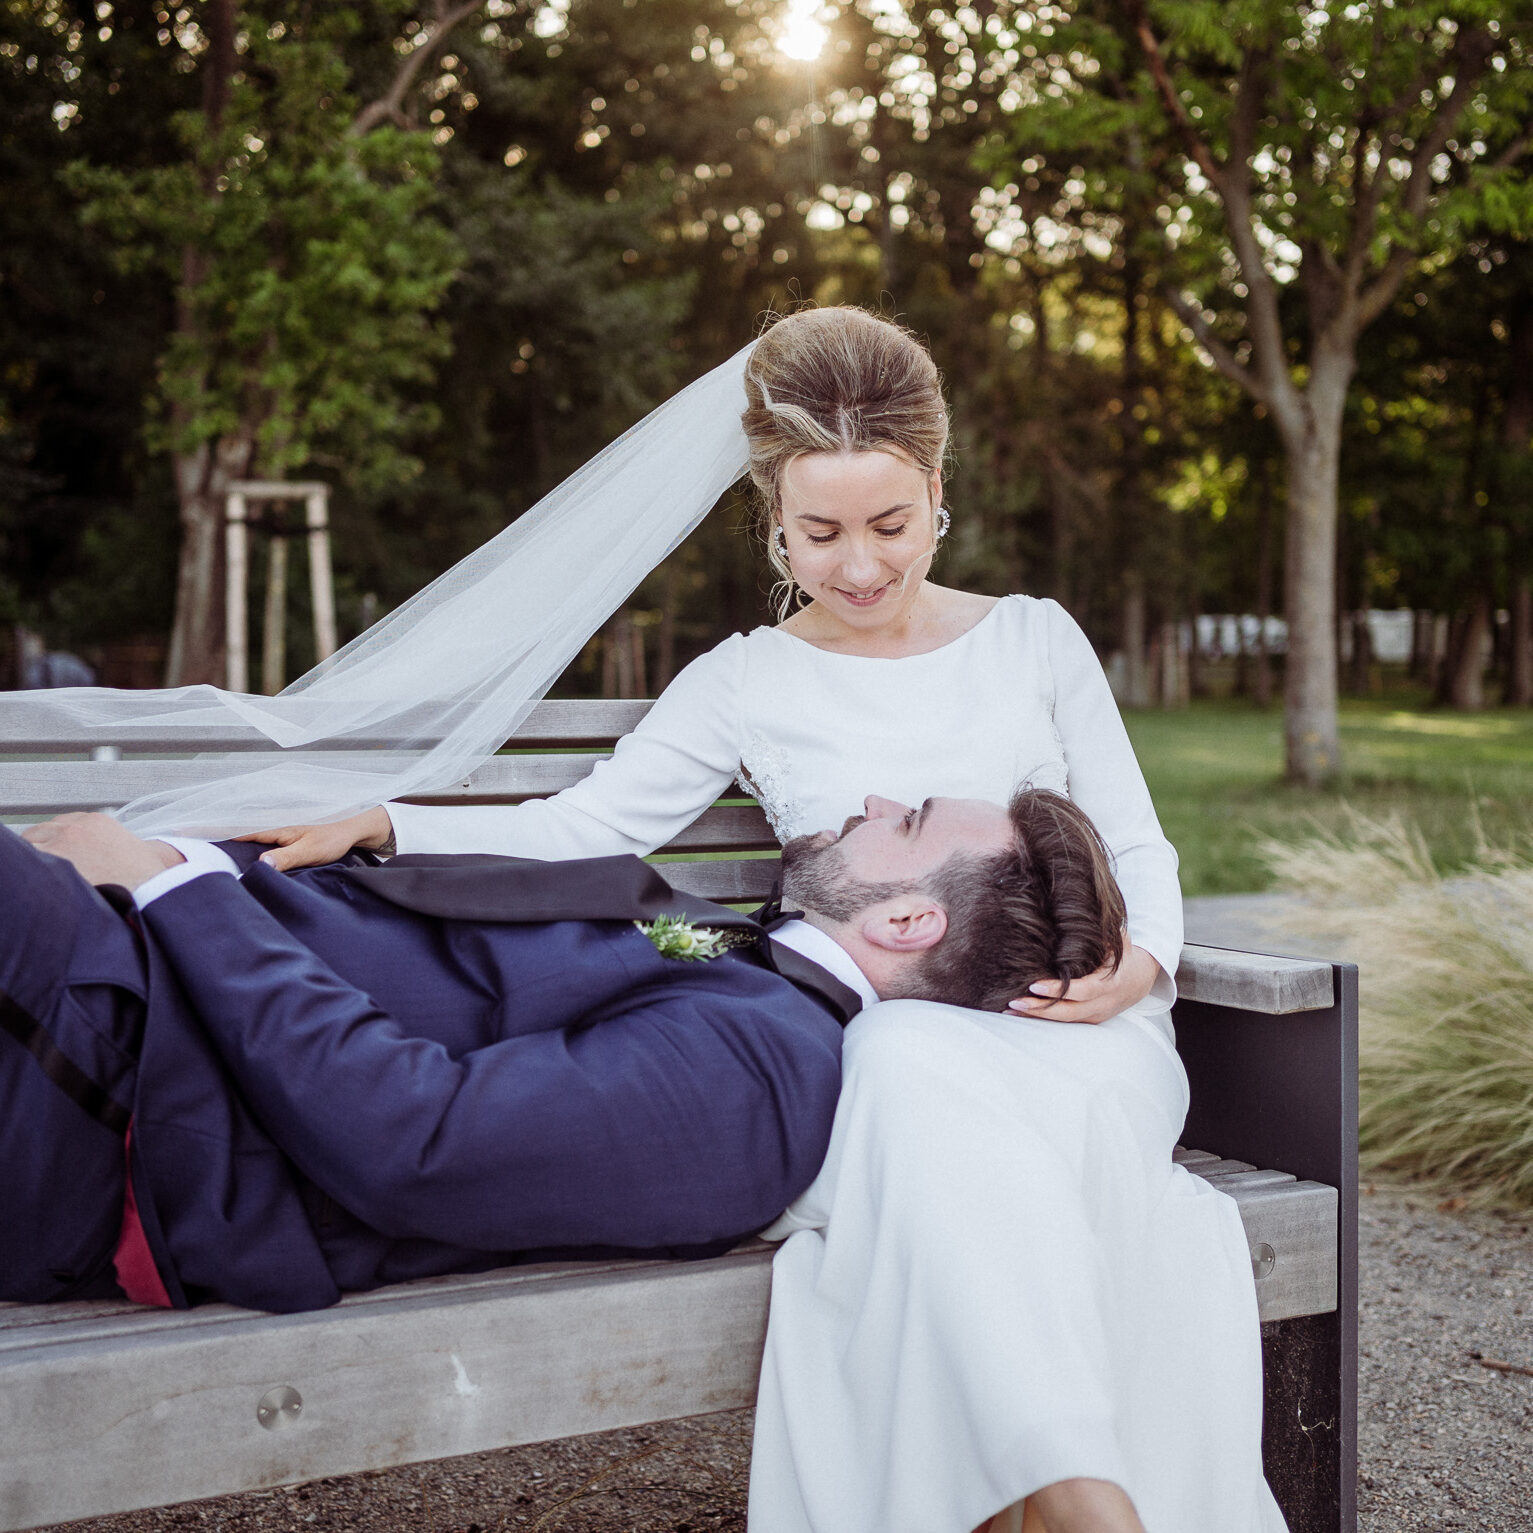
left=125, top=858, right=847, bottom=1312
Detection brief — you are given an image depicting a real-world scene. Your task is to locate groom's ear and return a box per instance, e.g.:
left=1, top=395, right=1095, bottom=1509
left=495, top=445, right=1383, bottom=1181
left=858, top=895, right=947, bottom=954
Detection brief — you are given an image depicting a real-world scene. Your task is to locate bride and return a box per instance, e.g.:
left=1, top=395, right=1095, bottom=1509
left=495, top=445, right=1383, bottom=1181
left=240, top=307, right=1287, bottom=1533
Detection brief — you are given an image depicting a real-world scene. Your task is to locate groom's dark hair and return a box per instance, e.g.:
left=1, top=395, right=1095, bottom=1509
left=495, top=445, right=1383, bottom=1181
left=896, top=789, right=1128, bottom=1012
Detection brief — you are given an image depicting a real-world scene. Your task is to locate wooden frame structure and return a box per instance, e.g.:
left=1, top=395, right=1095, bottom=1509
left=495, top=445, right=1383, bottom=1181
left=224, top=481, right=338, bottom=695
left=0, top=700, right=1357, bottom=1533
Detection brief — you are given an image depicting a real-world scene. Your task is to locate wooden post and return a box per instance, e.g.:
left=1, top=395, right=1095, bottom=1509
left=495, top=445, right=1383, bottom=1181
left=262, top=531, right=288, bottom=696
left=225, top=490, right=249, bottom=693
left=226, top=481, right=334, bottom=688
left=305, top=489, right=337, bottom=664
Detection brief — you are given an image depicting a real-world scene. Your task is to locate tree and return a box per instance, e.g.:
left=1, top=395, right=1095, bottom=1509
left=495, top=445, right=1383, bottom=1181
left=1343, top=231, right=1533, bottom=706
left=71, top=2, right=478, bottom=685
left=0, top=2, right=192, bottom=660
left=997, top=0, right=1533, bottom=781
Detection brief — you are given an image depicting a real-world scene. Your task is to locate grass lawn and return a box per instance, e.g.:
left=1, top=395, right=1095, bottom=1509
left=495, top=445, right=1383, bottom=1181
left=1125, top=694, right=1533, bottom=896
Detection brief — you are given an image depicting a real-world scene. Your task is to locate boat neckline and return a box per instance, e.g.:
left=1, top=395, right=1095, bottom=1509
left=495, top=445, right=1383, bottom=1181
left=754, top=594, right=1012, bottom=660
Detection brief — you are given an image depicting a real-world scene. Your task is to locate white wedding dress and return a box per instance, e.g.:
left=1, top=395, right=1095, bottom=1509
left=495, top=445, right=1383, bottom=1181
left=387, top=595, right=1287, bottom=1533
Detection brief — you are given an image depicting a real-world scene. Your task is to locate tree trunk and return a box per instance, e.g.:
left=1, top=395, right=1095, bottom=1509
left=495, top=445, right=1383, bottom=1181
left=164, top=432, right=255, bottom=686
left=1409, top=610, right=1433, bottom=685
left=1281, top=421, right=1343, bottom=784
left=1508, top=578, right=1533, bottom=707
left=1120, top=575, right=1150, bottom=708
left=1501, top=286, right=1533, bottom=705
left=161, top=0, right=241, bottom=688
left=1254, top=459, right=1275, bottom=708
left=1187, top=579, right=1204, bottom=698
left=1050, top=478, right=1073, bottom=610
left=1158, top=620, right=1188, bottom=707
left=261, top=530, right=288, bottom=696
left=655, top=564, right=678, bottom=693
left=630, top=615, right=648, bottom=698
left=1347, top=610, right=1373, bottom=697
left=1433, top=614, right=1463, bottom=704
left=1448, top=595, right=1492, bottom=710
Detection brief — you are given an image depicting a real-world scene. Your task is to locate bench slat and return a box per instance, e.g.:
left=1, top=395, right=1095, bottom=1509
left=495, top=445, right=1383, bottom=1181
left=0, top=1249, right=773, bottom=1533
left=0, top=1166, right=1335, bottom=1532
left=0, top=754, right=608, bottom=815
left=0, top=697, right=652, bottom=754
left=658, top=858, right=780, bottom=902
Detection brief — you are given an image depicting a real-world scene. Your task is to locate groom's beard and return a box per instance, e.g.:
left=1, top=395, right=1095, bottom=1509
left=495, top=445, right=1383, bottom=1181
left=781, top=822, right=916, bottom=925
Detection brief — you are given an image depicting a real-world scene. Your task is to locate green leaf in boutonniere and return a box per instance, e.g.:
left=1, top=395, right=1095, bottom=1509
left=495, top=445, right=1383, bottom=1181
left=635, top=914, right=728, bottom=961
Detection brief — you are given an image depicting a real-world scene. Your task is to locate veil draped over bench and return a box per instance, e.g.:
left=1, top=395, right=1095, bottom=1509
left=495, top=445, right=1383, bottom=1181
left=12, top=346, right=755, bottom=837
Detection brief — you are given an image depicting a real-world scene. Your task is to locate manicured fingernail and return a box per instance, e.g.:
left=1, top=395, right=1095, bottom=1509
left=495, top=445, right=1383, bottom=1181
left=1029, top=983, right=1050, bottom=995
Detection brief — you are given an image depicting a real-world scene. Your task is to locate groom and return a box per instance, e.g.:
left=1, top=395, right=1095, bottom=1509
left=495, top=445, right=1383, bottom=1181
left=3, top=790, right=1081, bottom=1315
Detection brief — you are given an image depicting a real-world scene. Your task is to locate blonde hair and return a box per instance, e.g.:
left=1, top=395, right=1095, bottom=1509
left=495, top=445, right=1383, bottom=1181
left=741, top=307, right=950, bottom=612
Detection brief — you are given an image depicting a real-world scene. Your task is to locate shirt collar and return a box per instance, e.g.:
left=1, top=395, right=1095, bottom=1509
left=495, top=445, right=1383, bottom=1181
left=769, top=918, right=879, bottom=1012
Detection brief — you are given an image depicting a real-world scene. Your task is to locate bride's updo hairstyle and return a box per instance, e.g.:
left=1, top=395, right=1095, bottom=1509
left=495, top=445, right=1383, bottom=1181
left=742, top=307, right=950, bottom=607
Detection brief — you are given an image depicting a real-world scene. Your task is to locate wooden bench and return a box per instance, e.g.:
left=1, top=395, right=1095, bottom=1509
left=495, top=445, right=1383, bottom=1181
left=0, top=700, right=1357, bottom=1533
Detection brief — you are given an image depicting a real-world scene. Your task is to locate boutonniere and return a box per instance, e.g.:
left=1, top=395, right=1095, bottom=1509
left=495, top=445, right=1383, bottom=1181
left=634, top=914, right=728, bottom=961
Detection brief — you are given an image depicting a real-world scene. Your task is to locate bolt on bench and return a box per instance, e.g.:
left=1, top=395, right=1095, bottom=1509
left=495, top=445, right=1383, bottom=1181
left=0, top=699, right=1357, bottom=1533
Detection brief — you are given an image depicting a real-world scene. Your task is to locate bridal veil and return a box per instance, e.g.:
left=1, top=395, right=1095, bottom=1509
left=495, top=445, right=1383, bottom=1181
left=9, top=345, right=755, bottom=837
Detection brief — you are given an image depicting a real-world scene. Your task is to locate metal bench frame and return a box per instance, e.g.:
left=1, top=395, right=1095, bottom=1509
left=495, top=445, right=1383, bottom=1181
left=0, top=700, right=1357, bottom=1533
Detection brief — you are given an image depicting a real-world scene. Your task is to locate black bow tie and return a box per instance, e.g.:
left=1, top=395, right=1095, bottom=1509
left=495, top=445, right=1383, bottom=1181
left=750, top=876, right=805, bottom=932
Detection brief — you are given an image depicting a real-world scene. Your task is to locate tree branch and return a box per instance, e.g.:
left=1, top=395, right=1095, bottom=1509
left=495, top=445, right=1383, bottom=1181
left=1353, top=28, right=1496, bottom=330
left=1124, top=6, right=1296, bottom=411
left=1120, top=0, right=1224, bottom=191
left=1160, top=285, right=1267, bottom=404
left=349, top=0, right=486, bottom=138
left=1400, top=30, right=1495, bottom=222
left=1354, top=246, right=1414, bottom=331
left=1219, top=50, right=1293, bottom=393
left=1493, top=128, right=1533, bottom=170
left=1342, top=123, right=1387, bottom=296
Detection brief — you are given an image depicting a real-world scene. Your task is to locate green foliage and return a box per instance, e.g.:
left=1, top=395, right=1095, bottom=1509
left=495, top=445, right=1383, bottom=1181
left=0, top=0, right=188, bottom=641
left=67, top=17, right=460, bottom=487
left=994, top=1, right=1533, bottom=332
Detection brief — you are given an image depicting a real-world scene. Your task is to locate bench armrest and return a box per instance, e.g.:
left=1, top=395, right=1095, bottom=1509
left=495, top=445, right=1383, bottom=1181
left=1176, top=943, right=1335, bottom=1014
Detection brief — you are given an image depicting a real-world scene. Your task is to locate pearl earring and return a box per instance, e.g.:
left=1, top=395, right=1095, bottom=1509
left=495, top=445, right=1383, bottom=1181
left=772, top=524, right=788, bottom=560
left=935, top=506, right=951, bottom=540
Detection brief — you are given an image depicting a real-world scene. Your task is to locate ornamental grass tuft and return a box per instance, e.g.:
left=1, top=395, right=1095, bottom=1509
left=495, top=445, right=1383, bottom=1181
left=1263, top=812, right=1533, bottom=1210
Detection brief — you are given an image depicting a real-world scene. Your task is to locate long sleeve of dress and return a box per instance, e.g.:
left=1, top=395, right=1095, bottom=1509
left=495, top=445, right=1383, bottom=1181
left=1041, top=599, right=1184, bottom=1000
left=387, top=635, right=748, bottom=860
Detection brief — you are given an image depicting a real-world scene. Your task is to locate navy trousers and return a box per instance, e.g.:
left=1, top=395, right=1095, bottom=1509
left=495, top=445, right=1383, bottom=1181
left=0, top=829, right=147, bottom=1301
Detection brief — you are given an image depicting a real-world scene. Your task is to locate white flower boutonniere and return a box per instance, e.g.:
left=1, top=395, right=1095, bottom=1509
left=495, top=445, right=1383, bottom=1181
left=635, top=914, right=728, bottom=961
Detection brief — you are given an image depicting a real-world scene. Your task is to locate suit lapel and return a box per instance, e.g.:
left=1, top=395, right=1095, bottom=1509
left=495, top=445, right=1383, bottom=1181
left=340, top=852, right=757, bottom=929
left=760, top=938, right=863, bottom=1026
left=335, top=852, right=861, bottom=1025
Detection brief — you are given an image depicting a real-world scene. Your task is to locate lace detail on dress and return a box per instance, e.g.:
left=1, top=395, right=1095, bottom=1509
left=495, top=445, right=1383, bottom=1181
left=1038, top=712, right=1071, bottom=795
left=1014, top=681, right=1070, bottom=798
left=739, top=731, right=800, bottom=841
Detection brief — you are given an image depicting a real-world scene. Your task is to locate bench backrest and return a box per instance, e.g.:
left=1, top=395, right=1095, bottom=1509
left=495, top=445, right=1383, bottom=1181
left=0, top=698, right=782, bottom=904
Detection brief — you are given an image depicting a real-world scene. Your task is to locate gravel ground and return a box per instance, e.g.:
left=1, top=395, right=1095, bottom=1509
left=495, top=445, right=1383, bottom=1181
left=38, top=1186, right=1533, bottom=1533
left=1355, top=1186, right=1533, bottom=1530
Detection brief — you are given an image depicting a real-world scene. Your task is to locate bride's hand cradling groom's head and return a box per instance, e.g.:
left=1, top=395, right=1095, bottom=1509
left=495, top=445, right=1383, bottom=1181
left=1006, top=944, right=1162, bottom=1025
